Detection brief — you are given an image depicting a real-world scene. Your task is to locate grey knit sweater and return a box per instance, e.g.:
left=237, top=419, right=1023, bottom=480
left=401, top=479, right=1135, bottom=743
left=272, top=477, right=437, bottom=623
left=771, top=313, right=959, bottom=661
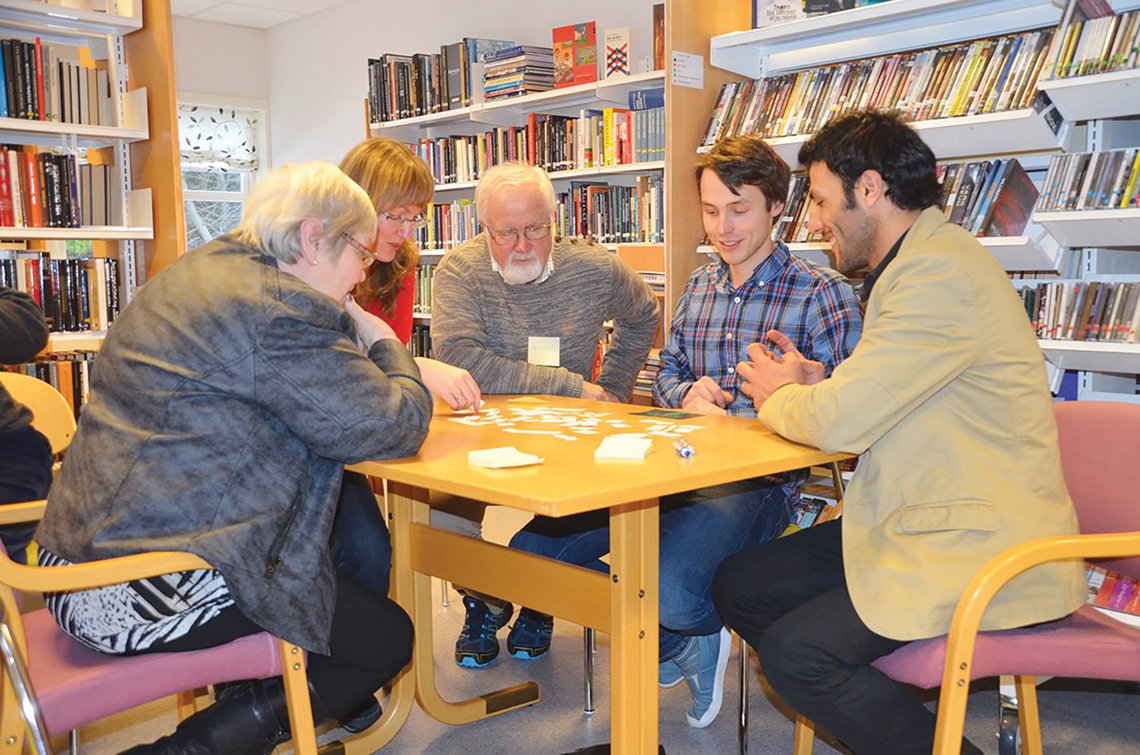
left=430, top=234, right=659, bottom=401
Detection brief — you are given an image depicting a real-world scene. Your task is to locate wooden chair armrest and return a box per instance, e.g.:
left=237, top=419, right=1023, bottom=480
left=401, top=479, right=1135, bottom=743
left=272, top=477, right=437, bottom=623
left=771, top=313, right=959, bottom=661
left=933, top=530, right=1140, bottom=754
left=0, top=501, right=47, bottom=526
left=0, top=551, right=214, bottom=593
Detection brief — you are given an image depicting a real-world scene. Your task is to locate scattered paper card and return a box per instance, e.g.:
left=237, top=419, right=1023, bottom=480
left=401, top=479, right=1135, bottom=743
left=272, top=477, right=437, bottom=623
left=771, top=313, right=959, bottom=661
left=468, top=447, right=545, bottom=469
left=595, top=433, right=653, bottom=461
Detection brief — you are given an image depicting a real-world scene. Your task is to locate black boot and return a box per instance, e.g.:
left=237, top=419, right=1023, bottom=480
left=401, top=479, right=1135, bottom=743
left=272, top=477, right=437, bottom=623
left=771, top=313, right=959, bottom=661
left=120, top=676, right=330, bottom=755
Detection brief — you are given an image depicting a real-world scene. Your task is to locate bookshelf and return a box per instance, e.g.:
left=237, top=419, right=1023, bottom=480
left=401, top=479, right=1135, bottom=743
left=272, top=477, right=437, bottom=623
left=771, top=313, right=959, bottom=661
left=0, top=0, right=182, bottom=358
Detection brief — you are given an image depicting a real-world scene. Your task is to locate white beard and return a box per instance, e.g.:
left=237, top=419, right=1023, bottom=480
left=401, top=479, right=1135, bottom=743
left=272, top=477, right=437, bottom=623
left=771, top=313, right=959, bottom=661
left=501, top=252, right=544, bottom=285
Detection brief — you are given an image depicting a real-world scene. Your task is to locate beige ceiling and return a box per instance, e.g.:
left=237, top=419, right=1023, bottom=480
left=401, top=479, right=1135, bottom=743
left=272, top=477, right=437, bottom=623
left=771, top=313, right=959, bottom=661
left=170, top=0, right=356, bottom=29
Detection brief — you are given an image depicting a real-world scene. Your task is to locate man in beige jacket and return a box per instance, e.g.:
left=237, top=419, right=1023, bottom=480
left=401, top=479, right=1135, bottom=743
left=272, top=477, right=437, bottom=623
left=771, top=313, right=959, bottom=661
left=712, top=110, right=1086, bottom=755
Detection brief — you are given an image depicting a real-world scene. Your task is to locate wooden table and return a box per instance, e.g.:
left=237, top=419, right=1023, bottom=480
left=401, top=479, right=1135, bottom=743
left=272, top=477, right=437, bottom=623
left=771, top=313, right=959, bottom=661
left=346, top=395, right=848, bottom=754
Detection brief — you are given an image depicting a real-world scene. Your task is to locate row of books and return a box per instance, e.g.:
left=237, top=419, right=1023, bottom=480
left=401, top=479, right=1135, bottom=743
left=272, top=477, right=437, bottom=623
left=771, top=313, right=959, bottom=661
left=1086, top=563, right=1140, bottom=618
left=409, top=323, right=432, bottom=358
left=554, top=176, right=664, bottom=244
left=701, top=28, right=1057, bottom=146
left=0, top=148, right=117, bottom=229
left=412, top=263, right=434, bottom=315
left=0, top=37, right=114, bottom=126
left=1019, top=280, right=1140, bottom=343
left=0, top=252, right=120, bottom=332
left=366, top=38, right=515, bottom=122
left=1046, top=5, right=1140, bottom=80
left=4, top=351, right=96, bottom=421
left=483, top=45, right=555, bottom=102
left=414, top=198, right=478, bottom=251
left=412, top=103, right=665, bottom=185
left=935, top=158, right=1039, bottom=237
left=634, top=348, right=660, bottom=394
left=1037, top=149, right=1140, bottom=212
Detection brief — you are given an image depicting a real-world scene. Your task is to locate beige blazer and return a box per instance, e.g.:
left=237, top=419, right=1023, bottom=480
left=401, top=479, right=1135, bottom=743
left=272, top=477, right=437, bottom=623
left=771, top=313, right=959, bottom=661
left=759, top=207, right=1086, bottom=641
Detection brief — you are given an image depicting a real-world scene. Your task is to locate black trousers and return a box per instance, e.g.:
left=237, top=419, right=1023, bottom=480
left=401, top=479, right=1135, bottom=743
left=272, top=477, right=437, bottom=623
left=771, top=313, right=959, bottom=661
left=0, top=426, right=53, bottom=564
left=711, top=520, right=984, bottom=755
left=143, top=569, right=412, bottom=719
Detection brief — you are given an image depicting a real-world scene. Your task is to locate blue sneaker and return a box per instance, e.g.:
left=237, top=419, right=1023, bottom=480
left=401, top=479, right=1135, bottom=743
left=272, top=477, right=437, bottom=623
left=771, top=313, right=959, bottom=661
left=506, top=608, right=555, bottom=660
left=455, top=597, right=513, bottom=668
left=675, top=627, right=732, bottom=728
left=660, top=658, right=684, bottom=688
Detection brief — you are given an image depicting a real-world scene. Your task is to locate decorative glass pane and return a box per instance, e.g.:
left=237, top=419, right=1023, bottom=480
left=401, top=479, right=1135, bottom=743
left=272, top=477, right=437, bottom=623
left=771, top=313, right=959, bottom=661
left=182, top=170, right=244, bottom=193
left=178, top=103, right=260, bottom=173
left=184, top=200, right=244, bottom=251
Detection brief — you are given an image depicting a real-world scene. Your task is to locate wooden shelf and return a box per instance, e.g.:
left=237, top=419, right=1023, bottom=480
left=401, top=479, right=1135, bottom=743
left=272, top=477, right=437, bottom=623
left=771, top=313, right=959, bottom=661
left=46, top=330, right=106, bottom=352
left=0, top=226, right=153, bottom=240
left=413, top=312, right=432, bottom=321
left=1039, top=339, right=1140, bottom=374
left=709, top=0, right=1062, bottom=78
left=1034, top=209, right=1140, bottom=249
left=370, top=71, right=666, bottom=139
left=1038, top=68, right=1140, bottom=124
left=0, top=0, right=141, bottom=36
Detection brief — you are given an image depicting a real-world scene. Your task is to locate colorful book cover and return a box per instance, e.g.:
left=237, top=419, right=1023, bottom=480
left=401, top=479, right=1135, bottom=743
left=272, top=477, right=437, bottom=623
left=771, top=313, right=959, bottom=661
left=552, top=25, right=576, bottom=88
left=573, top=22, right=598, bottom=86
left=981, top=159, right=1039, bottom=237
left=604, top=27, right=630, bottom=80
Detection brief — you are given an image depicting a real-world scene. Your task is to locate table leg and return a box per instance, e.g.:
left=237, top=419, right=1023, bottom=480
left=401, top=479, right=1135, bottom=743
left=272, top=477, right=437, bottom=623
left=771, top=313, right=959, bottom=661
left=609, top=498, right=660, bottom=754
left=393, top=482, right=540, bottom=726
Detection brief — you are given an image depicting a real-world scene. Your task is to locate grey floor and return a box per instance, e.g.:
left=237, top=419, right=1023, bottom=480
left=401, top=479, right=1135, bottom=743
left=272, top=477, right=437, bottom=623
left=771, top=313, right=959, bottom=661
left=49, top=507, right=1140, bottom=755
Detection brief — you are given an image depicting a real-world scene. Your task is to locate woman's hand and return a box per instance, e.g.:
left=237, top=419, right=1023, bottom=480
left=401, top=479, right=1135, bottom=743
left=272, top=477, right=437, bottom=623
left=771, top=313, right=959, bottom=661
left=414, top=357, right=482, bottom=410
left=345, top=295, right=397, bottom=349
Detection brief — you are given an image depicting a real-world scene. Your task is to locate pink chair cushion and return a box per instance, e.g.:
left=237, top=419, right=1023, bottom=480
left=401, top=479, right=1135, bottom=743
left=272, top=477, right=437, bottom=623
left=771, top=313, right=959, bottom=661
left=23, top=609, right=284, bottom=737
left=873, top=605, right=1140, bottom=689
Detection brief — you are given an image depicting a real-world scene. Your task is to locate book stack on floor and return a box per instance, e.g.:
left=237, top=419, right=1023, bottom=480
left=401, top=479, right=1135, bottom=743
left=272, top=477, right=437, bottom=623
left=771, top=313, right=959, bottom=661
left=1086, top=564, right=1140, bottom=619
left=634, top=348, right=661, bottom=395
left=0, top=247, right=120, bottom=332
left=483, top=45, right=555, bottom=102
left=1036, top=149, right=1140, bottom=211
left=1018, top=280, right=1140, bottom=343
left=701, top=28, right=1058, bottom=146
left=0, top=36, right=114, bottom=125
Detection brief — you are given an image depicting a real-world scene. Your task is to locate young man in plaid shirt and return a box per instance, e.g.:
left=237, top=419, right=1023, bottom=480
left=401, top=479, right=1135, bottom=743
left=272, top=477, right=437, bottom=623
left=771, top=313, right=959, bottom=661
left=510, top=136, right=862, bottom=729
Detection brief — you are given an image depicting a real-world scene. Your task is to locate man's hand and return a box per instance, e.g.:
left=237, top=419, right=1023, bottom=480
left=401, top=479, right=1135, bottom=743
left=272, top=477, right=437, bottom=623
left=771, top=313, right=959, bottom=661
left=581, top=381, right=619, bottom=402
left=683, top=376, right=733, bottom=410
left=681, top=395, right=727, bottom=416
left=738, top=330, right=824, bottom=411
left=414, top=357, right=482, bottom=410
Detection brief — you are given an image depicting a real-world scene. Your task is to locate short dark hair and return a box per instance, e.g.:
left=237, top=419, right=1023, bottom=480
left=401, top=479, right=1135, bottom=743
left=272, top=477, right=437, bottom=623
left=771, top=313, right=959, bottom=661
left=797, top=109, right=940, bottom=212
left=696, top=135, right=790, bottom=210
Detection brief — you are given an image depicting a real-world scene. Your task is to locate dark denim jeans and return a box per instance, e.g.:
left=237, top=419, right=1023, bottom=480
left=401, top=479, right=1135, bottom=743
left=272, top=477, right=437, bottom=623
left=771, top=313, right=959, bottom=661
left=330, top=471, right=392, bottom=597
left=510, top=476, right=792, bottom=662
left=0, top=426, right=53, bottom=564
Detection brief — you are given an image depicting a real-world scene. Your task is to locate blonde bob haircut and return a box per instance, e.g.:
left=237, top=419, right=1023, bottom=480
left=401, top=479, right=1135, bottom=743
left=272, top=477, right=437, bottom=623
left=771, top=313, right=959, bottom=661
left=233, top=160, right=375, bottom=265
left=474, top=162, right=557, bottom=219
left=340, top=138, right=434, bottom=314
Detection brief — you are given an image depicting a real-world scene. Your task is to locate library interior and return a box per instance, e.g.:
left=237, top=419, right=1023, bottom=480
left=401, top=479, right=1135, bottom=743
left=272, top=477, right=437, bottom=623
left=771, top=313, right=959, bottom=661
left=0, top=0, right=1138, bottom=753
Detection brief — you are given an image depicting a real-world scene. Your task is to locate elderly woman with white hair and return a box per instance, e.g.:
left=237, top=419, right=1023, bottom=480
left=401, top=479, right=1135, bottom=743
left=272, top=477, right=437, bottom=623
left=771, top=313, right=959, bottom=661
left=35, top=161, right=430, bottom=754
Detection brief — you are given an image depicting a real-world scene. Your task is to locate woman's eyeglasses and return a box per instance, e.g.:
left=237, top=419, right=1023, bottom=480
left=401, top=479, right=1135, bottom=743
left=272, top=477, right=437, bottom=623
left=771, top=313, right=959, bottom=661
left=378, top=211, right=430, bottom=230
left=340, top=232, right=383, bottom=268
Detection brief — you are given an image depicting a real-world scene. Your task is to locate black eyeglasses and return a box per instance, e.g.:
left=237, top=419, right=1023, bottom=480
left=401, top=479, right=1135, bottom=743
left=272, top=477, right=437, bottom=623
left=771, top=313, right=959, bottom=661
left=340, top=232, right=382, bottom=268
left=486, top=222, right=551, bottom=246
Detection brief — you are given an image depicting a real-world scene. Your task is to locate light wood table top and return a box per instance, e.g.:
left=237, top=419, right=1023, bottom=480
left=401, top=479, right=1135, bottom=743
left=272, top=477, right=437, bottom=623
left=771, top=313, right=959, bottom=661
left=355, top=394, right=846, bottom=517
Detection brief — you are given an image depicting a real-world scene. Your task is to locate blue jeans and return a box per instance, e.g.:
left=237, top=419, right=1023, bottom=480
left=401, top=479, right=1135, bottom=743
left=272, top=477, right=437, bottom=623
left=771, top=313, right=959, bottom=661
left=509, top=477, right=792, bottom=662
left=0, top=426, right=53, bottom=565
left=330, top=471, right=392, bottom=597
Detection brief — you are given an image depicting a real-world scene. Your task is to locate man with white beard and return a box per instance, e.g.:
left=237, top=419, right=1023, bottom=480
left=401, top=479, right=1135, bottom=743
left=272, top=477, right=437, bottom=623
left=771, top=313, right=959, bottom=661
left=428, top=161, right=659, bottom=668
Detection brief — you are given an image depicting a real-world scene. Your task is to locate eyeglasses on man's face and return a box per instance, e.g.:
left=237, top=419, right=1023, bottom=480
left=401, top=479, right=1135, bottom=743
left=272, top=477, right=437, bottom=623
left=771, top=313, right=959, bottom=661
left=340, top=231, right=383, bottom=268
left=378, top=211, right=430, bottom=230
left=486, top=222, right=552, bottom=246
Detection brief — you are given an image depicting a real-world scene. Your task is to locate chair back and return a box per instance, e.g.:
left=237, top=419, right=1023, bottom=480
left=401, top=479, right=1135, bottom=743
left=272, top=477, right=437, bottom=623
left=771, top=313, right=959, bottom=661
left=1054, top=401, right=1140, bottom=579
left=0, top=373, right=76, bottom=455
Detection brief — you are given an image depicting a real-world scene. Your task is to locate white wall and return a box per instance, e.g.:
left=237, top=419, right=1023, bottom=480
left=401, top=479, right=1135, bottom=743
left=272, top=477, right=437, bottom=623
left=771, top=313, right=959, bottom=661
left=172, top=16, right=270, bottom=102
left=264, top=0, right=661, bottom=167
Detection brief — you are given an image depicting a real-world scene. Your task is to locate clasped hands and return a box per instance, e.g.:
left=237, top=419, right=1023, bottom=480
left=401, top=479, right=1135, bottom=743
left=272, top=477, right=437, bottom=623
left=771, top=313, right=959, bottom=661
left=737, top=329, right=825, bottom=411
